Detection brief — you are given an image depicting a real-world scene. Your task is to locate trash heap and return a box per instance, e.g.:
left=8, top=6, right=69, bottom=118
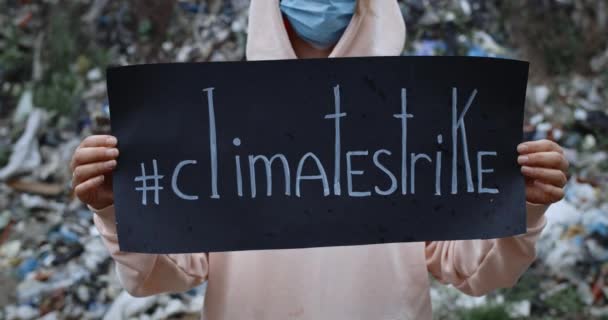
left=400, top=1, right=608, bottom=319
left=1, top=1, right=247, bottom=319
left=0, top=0, right=606, bottom=319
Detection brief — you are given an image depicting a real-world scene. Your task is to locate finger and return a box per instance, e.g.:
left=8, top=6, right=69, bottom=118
left=73, top=160, right=117, bottom=185
left=80, top=135, right=118, bottom=148
left=518, top=151, right=569, bottom=171
left=525, top=179, right=546, bottom=204
left=526, top=180, right=564, bottom=204
left=71, top=147, right=119, bottom=170
left=521, top=166, right=567, bottom=187
left=74, top=175, right=105, bottom=199
left=517, top=139, right=562, bottom=155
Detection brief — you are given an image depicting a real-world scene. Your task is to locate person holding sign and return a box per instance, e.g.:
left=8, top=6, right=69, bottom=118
left=71, top=1, right=569, bottom=319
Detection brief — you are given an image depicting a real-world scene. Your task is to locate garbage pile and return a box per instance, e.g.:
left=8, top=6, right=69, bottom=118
left=0, top=0, right=606, bottom=319
left=1, top=1, right=248, bottom=319
left=401, top=1, right=608, bottom=318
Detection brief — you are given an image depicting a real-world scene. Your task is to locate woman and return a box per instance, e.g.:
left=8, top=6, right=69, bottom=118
left=71, top=1, right=568, bottom=319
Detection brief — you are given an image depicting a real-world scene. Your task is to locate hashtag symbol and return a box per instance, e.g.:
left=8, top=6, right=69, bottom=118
left=134, top=159, right=164, bottom=205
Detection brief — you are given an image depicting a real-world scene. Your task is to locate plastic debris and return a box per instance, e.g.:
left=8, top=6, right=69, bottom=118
left=590, top=47, right=608, bottom=73
left=12, top=90, right=34, bottom=124
left=0, top=109, right=44, bottom=180
left=102, top=291, right=158, bottom=320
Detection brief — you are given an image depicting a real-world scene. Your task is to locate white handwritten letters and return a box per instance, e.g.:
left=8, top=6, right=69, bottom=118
left=134, top=86, right=500, bottom=205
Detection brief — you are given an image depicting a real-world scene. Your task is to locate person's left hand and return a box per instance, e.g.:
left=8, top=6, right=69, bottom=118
left=517, top=139, right=569, bottom=205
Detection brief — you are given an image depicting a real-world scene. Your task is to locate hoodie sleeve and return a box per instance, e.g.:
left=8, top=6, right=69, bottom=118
left=425, top=203, right=547, bottom=296
left=92, top=205, right=208, bottom=297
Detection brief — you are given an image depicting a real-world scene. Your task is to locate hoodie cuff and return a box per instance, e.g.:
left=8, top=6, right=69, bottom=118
left=525, top=202, right=548, bottom=231
left=89, top=204, right=117, bottom=235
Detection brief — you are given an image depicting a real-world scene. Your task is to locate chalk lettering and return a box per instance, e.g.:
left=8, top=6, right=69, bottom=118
left=477, top=151, right=499, bottom=194
left=435, top=134, right=443, bottom=196
left=451, top=88, right=477, bottom=194
left=248, top=154, right=291, bottom=198
left=233, top=138, right=243, bottom=197
left=171, top=160, right=199, bottom=200
left=204, top=87, right=220, bottom=199
left=410, top=153, right=432, bottom=194
left=394, top=88, right=414, bottom=195
left=346, top=151, right=371, bottom=197
left=373, top=149, right=397, bottom=196
left=325, top=84, right=347, bottom=196
left=295, top=152, right=330, bottom=197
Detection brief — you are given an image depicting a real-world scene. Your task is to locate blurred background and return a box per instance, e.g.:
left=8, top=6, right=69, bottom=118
left=0, top=0, right=606, bottom=319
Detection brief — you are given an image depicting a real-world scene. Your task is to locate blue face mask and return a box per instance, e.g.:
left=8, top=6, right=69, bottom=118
left=280, top=0, right=357, bottom=49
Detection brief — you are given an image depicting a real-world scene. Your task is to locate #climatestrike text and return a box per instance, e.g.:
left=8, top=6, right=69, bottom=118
left=134, top=85, right=500, bottom=205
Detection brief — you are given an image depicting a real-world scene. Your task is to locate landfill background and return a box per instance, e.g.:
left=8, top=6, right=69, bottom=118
left=0, top=0, right=606, bottom=319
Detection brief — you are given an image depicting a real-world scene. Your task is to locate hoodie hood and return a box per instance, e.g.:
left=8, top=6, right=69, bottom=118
left=246, top=0, right=406, bottom=60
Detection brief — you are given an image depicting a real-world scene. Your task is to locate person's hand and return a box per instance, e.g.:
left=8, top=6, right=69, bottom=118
left=71, top=135, right=119, bottom=210
left=517, top=139, right=569, bottom=205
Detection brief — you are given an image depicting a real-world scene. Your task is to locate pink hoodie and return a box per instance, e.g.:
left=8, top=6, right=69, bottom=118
left=94, top=1, right=547, bottom=319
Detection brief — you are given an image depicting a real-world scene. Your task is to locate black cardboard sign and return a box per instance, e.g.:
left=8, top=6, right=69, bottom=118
left=107, top=56, right=529, bottom=253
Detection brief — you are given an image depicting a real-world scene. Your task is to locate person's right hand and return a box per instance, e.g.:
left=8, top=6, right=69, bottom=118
left=71, top=135, right=119, bottom=210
